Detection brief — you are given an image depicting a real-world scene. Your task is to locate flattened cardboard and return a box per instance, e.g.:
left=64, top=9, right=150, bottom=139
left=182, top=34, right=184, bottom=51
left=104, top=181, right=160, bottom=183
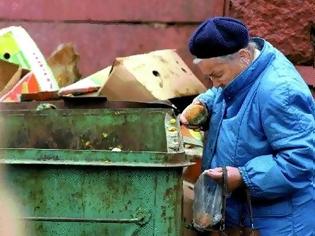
left=0, top=26, right=59, bottom=91
left=0, top=59, right=29, bottom=97
left=0, top=59, right=20, bottom=91
left=0, top=72, right=40, bottom=102
left=59, top=66, right=111, bottom=96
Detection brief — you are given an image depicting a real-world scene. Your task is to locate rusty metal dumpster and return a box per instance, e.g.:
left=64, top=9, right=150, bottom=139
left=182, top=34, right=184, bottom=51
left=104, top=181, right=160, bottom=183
left=0, top=101, right=190, bottom=236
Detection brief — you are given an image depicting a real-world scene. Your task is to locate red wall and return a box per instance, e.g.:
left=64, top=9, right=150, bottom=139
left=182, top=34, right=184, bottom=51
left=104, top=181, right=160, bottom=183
left=229, top=0, right=315, bottom=66
left=229, top=0, right=315, bottom=92
left=0, top=0, right=225, bottom=78
left=0, top=0, right=313, bottom=92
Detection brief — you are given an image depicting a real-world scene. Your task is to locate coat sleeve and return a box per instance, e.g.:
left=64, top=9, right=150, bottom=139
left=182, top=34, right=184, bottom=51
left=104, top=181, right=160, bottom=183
left=239, top=80, right=315, bottom=199
left=194, top=88, right=219, bottom=112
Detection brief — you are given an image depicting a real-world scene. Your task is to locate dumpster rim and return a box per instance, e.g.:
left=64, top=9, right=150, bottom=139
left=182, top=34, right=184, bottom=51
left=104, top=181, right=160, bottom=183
left=0, top=148, right=193, bottom=167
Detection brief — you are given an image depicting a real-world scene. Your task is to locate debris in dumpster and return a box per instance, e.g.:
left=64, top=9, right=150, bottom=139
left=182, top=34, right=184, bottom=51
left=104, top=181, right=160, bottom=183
left=0, top=26, right=59, bottom=91
left=168, top=127, right=177, bottom=132
left=36, top=103, right=57, bottom=111
left=181, top=125, right=203, bottom=184
left=47, top=43, right=81, bottom=88
left=102, top=133, right=108, bottom=139
left=99, top=49, right=206, bottom=102
left=0, top=68, right=24, bottom=97
left=58, top=66, right=111, bottom=96
left=0, top=59, right=25, bottom=91
left=185, top=127, right=203, bottom=140
left=184, top=143, right=193, bottom=149
left=111, top=147, right=122, bottom=152
left=21, top=91, right=59, bottom=102
left=80, top=138, right=94, bottom=150
left=0, top=26, right=205, bottom=111
left=181, top=125, right=203, bottom=156
left=84, top=141, right=93, bottom=149
left=169, top=118, right=177, bottom=125
left=0, top=59, right=29, bottom=97
left=0, top=71, right=40, bottom=102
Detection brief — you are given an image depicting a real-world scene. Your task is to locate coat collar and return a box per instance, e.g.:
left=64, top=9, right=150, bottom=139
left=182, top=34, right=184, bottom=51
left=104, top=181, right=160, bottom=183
left=223, top=38, right=275, bottom=100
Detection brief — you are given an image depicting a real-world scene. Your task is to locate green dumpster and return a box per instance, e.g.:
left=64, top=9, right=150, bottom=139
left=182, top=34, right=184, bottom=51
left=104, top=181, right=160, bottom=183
left=0, top=102, right=190, bottom=236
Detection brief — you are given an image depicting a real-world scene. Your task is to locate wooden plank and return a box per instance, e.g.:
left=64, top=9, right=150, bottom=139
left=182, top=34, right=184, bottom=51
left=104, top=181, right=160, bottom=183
left=0, top=0, right=224, bottom=22
left=0, top=22, right=202, bottom=77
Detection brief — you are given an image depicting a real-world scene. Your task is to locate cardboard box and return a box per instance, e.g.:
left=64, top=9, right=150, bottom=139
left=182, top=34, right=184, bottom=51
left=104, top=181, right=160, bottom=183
left=0, top=59, right=22, bottom=92
left=0, top=72, right=40, bottom=102
left=0, top=59, right=32, bottom=99
left=0, top=26, right=59, bottom=91
left=99, top=49, right=206, bottom=102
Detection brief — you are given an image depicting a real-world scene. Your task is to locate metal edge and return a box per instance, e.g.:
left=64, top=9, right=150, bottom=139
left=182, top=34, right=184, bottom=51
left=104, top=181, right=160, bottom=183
left=0, top=148, right=193, bottom=167
left=0, top=159, right=194, bottom=168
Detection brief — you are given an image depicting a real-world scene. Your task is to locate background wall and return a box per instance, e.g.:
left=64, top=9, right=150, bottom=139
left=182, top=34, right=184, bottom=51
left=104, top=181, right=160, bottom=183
left=0, top=0, right=313, bottom=93
left=0, top=0, right=224, bottom=78
left=229, top=0, right=315, bottom=92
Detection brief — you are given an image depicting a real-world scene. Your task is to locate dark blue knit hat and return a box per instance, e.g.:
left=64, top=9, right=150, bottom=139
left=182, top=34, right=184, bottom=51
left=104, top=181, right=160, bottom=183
left=189, top=17, right=249, bottom=58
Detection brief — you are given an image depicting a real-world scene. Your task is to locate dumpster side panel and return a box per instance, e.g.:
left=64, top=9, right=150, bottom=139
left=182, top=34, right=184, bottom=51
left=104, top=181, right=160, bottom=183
left=0, top=109, right=167, bottom=151
left=153, top=168, right=183, bottom=235
left=5, top=164, right=183, bottom=236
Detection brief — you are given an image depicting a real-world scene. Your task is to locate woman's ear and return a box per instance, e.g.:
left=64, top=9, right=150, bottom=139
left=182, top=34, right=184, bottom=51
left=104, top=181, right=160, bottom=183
left=239, top=49, right=251, bottom=66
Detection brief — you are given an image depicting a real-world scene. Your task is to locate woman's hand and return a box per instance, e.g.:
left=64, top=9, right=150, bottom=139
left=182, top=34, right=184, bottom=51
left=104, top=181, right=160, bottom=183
left=180, top=100, right=208, bottom=127
left=204, top=166, right=243, bottom=192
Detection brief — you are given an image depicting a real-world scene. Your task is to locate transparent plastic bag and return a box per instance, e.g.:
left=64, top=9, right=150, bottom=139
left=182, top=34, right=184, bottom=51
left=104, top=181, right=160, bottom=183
left=193, top=171, right=223, bottom=231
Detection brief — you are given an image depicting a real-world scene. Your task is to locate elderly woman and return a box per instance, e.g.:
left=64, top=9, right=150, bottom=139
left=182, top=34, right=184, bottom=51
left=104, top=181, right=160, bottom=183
left=181, top=17, right=315, bottom=236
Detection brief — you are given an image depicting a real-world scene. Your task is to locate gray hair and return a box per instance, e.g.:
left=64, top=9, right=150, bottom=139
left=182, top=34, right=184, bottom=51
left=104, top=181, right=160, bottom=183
left=219, top=41, right=258, bottom=61
left=193, top=41, right=258, bottom=64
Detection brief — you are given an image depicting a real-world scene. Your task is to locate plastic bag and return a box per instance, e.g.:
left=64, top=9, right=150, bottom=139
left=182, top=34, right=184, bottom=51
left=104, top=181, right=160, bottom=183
left=193, top=171, right=223, bottom=231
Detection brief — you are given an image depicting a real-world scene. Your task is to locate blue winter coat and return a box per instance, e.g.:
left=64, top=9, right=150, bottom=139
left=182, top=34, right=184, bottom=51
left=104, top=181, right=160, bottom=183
left=197, top=38, right=315, bottom=235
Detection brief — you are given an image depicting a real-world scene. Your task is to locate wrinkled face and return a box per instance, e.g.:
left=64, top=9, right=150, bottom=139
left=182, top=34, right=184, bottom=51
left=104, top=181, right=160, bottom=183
left=196, top=50, right=251, bottom=88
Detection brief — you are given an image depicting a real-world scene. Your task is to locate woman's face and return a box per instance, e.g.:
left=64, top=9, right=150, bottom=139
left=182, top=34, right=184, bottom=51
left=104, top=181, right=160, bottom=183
left=196, top=51, right=249, bottom=88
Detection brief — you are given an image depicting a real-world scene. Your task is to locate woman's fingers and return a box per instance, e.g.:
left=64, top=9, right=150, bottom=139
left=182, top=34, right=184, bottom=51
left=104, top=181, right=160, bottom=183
left=179, top=113, right=189, bottom=125
left=204, top=168, right=223, bottom=181
left=205, top=167, right=243, bottom=192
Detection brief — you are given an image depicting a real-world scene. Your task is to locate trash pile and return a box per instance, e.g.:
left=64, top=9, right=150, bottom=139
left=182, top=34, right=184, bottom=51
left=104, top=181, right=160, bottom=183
left=0, top=26, right=206, bottom=103
left=0, top=27, right=204, bottom=236
left=0, top=26, right=58, bottom=102
left=0, top=25, right=205, bottom=170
